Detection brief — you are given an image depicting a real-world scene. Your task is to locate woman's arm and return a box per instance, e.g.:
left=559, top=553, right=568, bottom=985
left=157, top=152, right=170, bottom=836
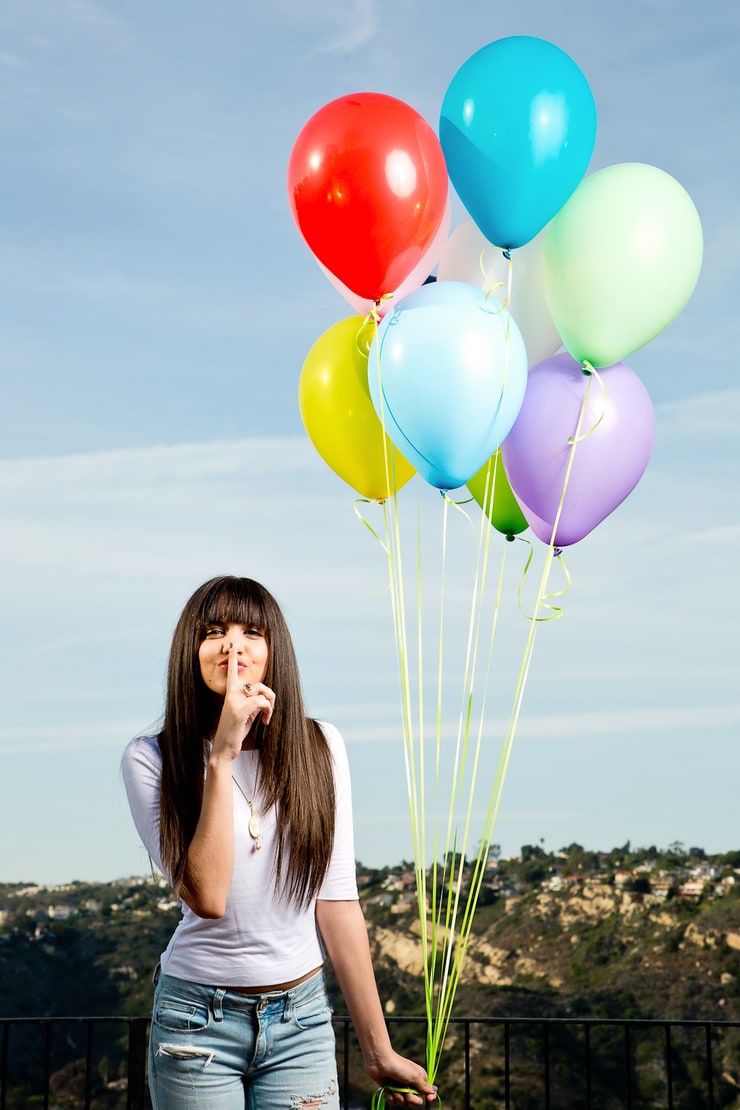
left=179, top=645, right=274, bottom=918
left=177, top=750, right=235, bottom=918
left=316, top=899, right=437, bottom=1106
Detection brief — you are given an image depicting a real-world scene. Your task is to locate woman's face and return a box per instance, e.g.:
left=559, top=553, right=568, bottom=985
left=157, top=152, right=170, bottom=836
left=198, top=620, right=269, bottom=697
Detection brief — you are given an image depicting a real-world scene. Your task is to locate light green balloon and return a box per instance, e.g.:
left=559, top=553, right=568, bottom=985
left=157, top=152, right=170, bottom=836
left=543, top=163, right=703, bottom=368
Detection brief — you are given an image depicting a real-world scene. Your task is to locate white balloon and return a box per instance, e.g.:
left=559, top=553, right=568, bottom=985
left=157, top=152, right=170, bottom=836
left=437, top=219, right=562, bottom=368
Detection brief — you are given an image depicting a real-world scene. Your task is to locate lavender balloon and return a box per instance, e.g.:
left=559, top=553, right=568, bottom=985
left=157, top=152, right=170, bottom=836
left=501, top=353, right=655, bottom=546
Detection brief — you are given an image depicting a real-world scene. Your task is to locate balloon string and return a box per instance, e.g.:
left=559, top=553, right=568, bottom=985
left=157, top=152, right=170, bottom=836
left=439, top=489, right=477, bottom=528
left=478, top=246, right=514, bottom=312
left=517, top=539, right=571, bottom=621
left=366, top=309, right=434, bottom=1070
left=426, top=480, right=511, bottom=1080
left=363, top=293, right=394, bottom=330
left=357, top=292, right=557, bottom=1083
left=352, top=498, right=390, bottom=554
left=568, top=362, right=607, bottom=444
left=449, top=370, right=583, bottom=1027
left=540, top=366, right=597, bottom=555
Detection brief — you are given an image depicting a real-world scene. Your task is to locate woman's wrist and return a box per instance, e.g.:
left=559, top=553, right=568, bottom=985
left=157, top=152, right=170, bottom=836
left=207, top=745, right=238, bottom=769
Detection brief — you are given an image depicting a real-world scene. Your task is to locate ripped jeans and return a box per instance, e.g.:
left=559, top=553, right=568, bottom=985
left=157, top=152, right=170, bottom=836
left=149, top=967, right=340, bottom=1110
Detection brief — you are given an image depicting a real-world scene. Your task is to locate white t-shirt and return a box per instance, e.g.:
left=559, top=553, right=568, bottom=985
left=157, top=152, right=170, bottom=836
left=121, top=721, right=359, bottom=986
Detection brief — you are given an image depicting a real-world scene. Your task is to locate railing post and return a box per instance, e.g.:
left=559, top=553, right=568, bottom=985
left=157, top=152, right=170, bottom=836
left=543, top=1021, right=551, bottom=1109
left=583, top=1022, right=592, bottom=1110
left=464, top=1019, right=471, bottom=1110
left=126, top=1018, right=149, bottom=1110
left=85, top=1021, right=94, bottom=1110
left=504, top=1020, right=511, bottom=1110
left=1, top=1022, right=9, bottom=1110
left=665, top=1022, right=674, bottom=1110
left=43, top=1020, right=52, bottom=1110
left=705, top=1023, right=715, bottom=1110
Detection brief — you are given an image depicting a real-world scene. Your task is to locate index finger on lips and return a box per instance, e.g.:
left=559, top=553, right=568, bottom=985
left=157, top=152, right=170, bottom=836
left=226, top=641, right=240, bottom=690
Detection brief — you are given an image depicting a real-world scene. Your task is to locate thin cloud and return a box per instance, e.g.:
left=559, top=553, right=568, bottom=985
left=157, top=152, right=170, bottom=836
left=3, top=0, right=125, bottom=35
left=314, top=0, right=379, bottom=53
left=657, top=389, right=740, bottom=438
left=356, top=809, right=579, bottom=826
left=342, top=704, right=740, bottom=744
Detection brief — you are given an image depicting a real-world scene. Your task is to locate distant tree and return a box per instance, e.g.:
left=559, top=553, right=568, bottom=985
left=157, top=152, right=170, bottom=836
left=519, top=858, right=549, bottom=886
left=563, top=844, right=598, bottom=876
left=521, top=844, right=547, bottom=862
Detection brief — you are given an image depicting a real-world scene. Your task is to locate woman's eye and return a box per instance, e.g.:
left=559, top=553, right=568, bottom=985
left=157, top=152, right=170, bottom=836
left=204, top=626, right=224, bottom=637
left=245, top=628, right=264, bottom=638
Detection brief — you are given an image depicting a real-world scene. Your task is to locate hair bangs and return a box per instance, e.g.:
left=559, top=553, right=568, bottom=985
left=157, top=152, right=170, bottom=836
left=198, top=578, right=269, bottom=636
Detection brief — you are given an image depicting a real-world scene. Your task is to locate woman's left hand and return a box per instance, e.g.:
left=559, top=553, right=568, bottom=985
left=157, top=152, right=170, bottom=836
left=366, top=1051, right=438, bottom=1106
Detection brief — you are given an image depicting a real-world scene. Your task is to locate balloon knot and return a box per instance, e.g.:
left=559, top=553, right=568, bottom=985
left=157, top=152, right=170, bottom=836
left=369, top=299, right=383, bottom=326
left=502, top=249, right=512, bottom=261
left=553, top=547, right=563, bottom=557
left=505, top=532, right=515, bottom=543
left=581, top=359, right=595, bottom=376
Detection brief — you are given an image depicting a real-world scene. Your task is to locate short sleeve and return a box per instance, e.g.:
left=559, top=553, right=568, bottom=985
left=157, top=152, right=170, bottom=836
left=120, top=736, right=167, bottom=878
left=317, top=722, right=359, bottom=901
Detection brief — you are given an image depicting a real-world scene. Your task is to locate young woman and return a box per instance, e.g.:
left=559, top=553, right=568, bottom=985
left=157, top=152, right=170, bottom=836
left=122, top=575, right=435, bottom=1110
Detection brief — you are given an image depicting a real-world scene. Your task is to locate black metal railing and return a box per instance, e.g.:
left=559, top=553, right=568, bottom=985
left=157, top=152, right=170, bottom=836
left=2, top=1014, right=740, bottom=1109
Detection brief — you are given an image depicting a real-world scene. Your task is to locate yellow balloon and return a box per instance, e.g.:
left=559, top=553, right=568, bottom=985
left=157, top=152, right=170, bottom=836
left=299, top=315, right=416, bottom=500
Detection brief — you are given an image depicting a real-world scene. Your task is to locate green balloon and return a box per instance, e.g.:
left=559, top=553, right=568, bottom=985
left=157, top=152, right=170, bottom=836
left=543, top=162, right=703, bottom=368
left=468, top=451, right=528, bottom=537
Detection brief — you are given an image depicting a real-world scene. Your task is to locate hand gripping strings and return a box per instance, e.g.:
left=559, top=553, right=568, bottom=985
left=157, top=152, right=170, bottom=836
left=371, top=1088, right=441, bottom=1110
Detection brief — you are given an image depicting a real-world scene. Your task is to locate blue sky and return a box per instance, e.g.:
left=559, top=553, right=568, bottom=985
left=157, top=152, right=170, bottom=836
left=1, top=0, right=738, bottom=884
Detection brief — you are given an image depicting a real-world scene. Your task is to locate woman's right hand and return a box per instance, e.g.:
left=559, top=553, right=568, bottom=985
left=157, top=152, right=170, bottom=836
left=211, top=643, right=275, bottom=760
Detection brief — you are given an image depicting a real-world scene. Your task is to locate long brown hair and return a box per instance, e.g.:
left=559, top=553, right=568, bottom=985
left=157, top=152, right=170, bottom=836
left=157, top=575, right=336, bottom=907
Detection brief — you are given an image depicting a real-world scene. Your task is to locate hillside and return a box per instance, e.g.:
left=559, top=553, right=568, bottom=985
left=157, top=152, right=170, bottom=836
left=2, top=842, right=740, bottom=1107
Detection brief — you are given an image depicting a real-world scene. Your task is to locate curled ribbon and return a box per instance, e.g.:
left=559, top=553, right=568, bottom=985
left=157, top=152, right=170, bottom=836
left=513, top=538, right=572, bottom=622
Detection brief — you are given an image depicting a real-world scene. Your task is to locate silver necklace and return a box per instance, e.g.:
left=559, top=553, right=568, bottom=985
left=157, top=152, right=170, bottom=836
left=231, top=774, right=263, bottom=851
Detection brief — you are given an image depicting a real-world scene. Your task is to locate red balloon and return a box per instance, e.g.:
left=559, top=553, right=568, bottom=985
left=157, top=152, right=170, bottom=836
left=288, top=93, right=449, bottom=301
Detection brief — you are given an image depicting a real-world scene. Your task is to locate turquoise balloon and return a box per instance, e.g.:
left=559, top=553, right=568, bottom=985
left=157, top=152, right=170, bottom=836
left=440, top=36, right=597, bottom=249
left=368, top=282, right=528, bottom=491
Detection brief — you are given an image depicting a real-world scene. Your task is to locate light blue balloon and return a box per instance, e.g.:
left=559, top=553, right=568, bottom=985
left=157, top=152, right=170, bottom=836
left=368, top=281, right=528, bottom=490
left=440, top=36, right=597, bottom=249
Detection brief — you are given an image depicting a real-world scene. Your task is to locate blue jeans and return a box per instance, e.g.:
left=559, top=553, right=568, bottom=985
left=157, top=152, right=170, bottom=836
left=149, top=968, right=340, bottom=1110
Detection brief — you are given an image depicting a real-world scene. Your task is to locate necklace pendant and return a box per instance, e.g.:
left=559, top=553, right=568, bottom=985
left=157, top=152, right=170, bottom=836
left=248, top=806, right=262, bottom=844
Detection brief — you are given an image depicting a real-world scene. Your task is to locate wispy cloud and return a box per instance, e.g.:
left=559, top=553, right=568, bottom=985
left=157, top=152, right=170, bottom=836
left=0, top=723, right=146, bottom=754
left=657, top=389, right=740, bottom=438
left=356, top=809, right=579, bottom=826
left=315, top=0, right=380, bottom=54
left=343, top=705, right=740, bottom=744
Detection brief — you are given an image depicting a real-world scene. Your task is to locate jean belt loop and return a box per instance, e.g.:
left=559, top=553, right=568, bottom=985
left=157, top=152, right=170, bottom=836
left=283, top=988, right=295, bottom=1023
left=152, top=962, right=161, bottom=986
left=212, top=989, right=226, bottom=1022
